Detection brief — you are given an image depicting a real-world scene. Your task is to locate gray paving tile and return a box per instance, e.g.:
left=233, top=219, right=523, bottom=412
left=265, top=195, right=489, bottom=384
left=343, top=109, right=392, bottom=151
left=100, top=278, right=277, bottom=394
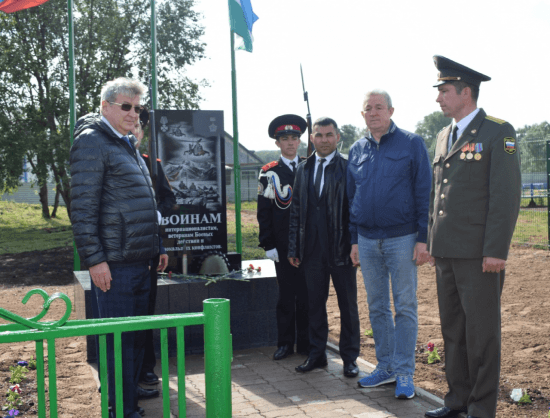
left=132, top=346, right=443, bottom=418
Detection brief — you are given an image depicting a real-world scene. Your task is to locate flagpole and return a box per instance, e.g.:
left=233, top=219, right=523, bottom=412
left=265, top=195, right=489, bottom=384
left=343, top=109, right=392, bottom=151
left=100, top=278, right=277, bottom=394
left=68, top=0, right=80, bottom=271
left=230, top=30, right=242, bottom=254
left=150, top=0, right=158, bottom=109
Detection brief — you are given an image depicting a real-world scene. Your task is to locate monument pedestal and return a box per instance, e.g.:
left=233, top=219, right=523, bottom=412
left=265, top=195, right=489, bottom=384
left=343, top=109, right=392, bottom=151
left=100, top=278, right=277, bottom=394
left=74, top=259, right=278, bottom=362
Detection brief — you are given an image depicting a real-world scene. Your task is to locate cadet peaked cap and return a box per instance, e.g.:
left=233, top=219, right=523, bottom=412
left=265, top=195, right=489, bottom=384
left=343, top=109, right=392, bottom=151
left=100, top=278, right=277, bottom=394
left=433, top=55, right=491, bottom=87
left=139, top=108, right=149, bottom=127
left=268, top=114, right=307, bottom=139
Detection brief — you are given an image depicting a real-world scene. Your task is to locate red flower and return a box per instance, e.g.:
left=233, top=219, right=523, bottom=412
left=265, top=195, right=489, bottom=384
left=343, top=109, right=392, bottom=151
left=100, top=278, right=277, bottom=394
left=168, top=271, right=172, bottom=279
left=257, top=266, right=261, bottom=272
left=427, top=342, right=434, bottom=352
left=10, top=384, right=21, bottom=394
left=249, top=264, right=254, bottom=269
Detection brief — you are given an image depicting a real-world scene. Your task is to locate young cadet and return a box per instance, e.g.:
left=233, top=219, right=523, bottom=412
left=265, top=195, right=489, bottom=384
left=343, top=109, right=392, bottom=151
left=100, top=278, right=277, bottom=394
left=257, top=114, right=310, bottom=361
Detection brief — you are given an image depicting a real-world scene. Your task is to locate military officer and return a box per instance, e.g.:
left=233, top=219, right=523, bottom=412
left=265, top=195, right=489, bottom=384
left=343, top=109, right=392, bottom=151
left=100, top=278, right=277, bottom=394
left=257, top=114, right=310, bottom=361
left=425, top=56, right=521, bottom=418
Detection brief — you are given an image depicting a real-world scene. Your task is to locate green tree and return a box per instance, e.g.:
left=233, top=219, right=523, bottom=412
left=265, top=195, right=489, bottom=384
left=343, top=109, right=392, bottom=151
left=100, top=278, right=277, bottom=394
left=516, top=122, right=550, bottom=175
left=0, top=0, right=206, bottom=218
left=338, top=124, right=362, bottom=154
left=415, top=111, right=452, bottom=157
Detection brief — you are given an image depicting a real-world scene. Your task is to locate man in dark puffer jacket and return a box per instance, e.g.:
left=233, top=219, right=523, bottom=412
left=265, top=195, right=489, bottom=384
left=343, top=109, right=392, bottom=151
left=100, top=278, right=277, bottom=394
left=70, top=77, right=158, bottom=418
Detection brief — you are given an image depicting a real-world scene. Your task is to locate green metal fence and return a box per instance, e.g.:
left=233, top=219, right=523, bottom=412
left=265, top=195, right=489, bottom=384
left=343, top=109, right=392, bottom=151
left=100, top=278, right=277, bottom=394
left=514, top=137, right=549, bottom=248
left=0, top=290, right=232, bottom=418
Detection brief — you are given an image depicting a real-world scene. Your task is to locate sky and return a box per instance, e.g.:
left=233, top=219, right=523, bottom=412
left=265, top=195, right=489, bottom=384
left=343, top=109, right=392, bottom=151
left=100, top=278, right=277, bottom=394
left=185, top=0, right=550, bottom=152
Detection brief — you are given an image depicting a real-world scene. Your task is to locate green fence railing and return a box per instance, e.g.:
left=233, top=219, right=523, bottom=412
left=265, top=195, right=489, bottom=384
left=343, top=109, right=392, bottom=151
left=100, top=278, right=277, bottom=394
left=0, top=290, right=232, bottom=418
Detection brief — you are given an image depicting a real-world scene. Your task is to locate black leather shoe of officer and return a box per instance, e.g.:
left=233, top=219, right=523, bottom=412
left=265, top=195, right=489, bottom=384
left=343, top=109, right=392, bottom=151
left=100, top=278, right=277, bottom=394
left=273, top=344, right=294, bottom=360
left=425, top=406, right=467, bottom=418
left=343, top=361, right=359, bottom=377
left=137, top=406, right=145, bottom=416
left=295, top=356, right=328, bottom=373
left=137, top=385, right=159, bottom=400
left=140, top=372, right=159, bottom=385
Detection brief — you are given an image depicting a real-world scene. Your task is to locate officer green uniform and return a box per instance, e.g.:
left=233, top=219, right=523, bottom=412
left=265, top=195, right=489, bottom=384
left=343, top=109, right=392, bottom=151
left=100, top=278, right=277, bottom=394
left=427, top=56, right=521, bottom=418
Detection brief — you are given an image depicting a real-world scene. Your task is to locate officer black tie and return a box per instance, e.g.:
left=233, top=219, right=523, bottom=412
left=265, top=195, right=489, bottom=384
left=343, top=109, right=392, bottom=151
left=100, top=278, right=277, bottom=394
left=314, top=158, right=326, bottom=197
left=451, top=125, right=459, bottom=145
left=290, top=161, right=296, bottom=173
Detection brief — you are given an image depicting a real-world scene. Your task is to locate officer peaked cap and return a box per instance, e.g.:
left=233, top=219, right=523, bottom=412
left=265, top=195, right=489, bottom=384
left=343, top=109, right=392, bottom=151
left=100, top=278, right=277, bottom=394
left=433, top=55, right=491, bottom=88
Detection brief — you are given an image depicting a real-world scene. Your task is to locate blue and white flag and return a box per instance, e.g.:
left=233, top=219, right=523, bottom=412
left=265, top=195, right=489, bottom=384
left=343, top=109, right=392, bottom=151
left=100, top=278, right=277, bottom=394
left=228, top=0, right=258, bottom=52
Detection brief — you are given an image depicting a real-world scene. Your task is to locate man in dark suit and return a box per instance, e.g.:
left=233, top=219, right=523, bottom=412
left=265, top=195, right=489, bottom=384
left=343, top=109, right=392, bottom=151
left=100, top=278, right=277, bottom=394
left=257, top=114, right=310, bottom=361
left=131, top=112, right=175, bottom=388
left=288, top=117, right=360, bottom=378
left=425, top=56, right=521, bottom=418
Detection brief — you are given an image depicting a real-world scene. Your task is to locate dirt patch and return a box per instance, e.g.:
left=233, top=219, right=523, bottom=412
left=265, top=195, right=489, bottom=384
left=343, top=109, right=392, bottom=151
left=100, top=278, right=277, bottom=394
left=1, top=221, right=549, bottom=417
left=327, top=246, right=550, bottom=417
left=0, top=281, right=100, bottom=418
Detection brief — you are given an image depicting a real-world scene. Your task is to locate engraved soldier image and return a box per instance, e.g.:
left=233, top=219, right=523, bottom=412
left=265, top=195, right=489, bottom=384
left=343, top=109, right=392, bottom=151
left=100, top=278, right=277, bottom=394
left=157, top=111, right=222, bottom=212
left=257, top=114, right=310, bottom=361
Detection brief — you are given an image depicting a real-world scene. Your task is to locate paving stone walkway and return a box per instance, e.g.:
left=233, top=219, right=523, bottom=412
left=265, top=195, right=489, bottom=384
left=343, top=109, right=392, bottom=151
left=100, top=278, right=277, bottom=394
left=134, top=345, right=444, bottom=418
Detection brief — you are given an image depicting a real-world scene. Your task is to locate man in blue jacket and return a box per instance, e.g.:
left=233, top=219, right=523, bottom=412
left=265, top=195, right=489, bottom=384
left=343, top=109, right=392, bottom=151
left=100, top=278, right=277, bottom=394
left=347, top=90, right=431, bottom=399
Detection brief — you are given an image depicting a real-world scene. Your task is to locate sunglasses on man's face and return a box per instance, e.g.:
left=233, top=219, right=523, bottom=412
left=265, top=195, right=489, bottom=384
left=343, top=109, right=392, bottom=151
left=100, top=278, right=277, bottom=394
left=108, top=101, right=144, bottom=114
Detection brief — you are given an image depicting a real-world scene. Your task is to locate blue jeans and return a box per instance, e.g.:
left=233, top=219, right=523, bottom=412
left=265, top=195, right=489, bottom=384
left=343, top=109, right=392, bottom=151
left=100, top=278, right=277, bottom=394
left=358, top=233, right=418, bottom=376
left=94, top=261, right=150, bottom=417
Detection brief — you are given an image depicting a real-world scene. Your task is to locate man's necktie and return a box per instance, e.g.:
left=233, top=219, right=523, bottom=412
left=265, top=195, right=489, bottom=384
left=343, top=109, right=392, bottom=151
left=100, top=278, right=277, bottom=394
left=451, top=125, right=459, bottom=145
left=290, top=161, right=296, bottom=173
left=314, top=158, right=326, bottom=197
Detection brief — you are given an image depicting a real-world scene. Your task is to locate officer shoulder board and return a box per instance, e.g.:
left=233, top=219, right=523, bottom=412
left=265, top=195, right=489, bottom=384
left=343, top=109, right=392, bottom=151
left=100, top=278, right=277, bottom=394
left=262, top=161, right=278, bottom=172
left=484, top=116, right=517, bottom=155
left=485, top=115, right=506, bottom=125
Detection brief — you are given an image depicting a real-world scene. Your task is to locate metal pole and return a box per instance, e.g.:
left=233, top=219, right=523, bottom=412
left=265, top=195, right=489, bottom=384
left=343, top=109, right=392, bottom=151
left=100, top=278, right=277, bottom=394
left=203, top=299, right=232, bottom=417
left=151, top=0, right=158, bottom=110
left=68, top=0, right=80, bottom=271
left=230, top=30, right=242, bottom=254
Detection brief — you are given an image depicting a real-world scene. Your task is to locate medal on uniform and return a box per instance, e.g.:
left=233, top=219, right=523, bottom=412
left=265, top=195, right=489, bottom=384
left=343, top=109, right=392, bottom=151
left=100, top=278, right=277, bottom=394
left=474, top=143, right=483, bottom=160
left=466, top=143, right=474, bottom=160
left=460, top=144, right=468, bottom=160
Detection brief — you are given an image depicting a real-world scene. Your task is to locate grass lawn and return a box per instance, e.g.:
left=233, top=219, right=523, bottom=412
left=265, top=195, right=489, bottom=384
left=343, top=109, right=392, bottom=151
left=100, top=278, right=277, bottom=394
left=0, top=201, right=73, bottom=255
left=1, top=199, right=547, bottom=256
left=513, top=208, right=549, bottom=248
left=226, top=201, right=264, bottom=260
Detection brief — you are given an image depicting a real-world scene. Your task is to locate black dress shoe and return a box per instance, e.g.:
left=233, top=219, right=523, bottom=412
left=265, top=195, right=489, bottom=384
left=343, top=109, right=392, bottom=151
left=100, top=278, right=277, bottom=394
left=343, top=361, right=359, bottom=377
left=137, top=406, right=145, bottom=416
left=425, top=406, right=467, bottom=418
left=137, top=385, right=159, bottom=400
left=139, top=372, right=159, bottom=385
left=273, top=344, right=294, bottom=360
left=295, top=356, right=328, bottom=373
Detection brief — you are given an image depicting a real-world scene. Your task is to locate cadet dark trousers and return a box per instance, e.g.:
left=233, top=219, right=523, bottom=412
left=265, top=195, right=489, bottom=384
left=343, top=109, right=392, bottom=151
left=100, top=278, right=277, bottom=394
left=274, top=247, right=309, bottom=351
left=435, top=257, right=503, bottom=418
left=141, top=255, right=160, bottom=376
